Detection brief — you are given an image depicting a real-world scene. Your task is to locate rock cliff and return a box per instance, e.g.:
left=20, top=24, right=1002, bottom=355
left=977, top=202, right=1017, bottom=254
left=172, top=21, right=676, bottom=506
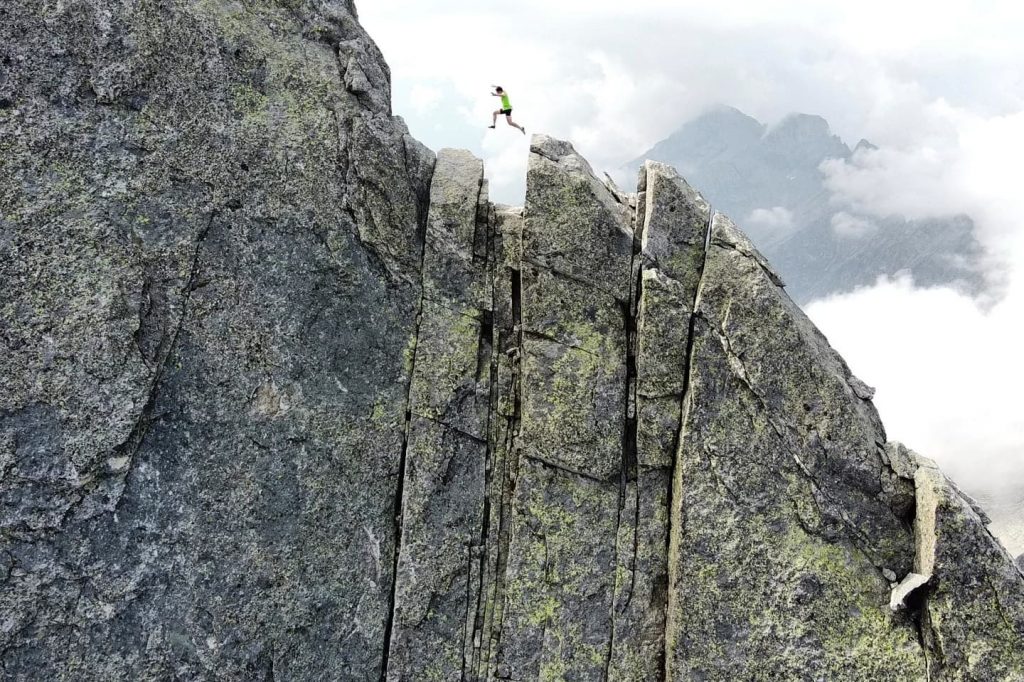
left=2, top=2, right=1022, bottom=680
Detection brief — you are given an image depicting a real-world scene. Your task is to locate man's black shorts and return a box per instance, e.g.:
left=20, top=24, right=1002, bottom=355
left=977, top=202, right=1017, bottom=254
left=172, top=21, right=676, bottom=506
left=501, top=108, right=513, bottom=115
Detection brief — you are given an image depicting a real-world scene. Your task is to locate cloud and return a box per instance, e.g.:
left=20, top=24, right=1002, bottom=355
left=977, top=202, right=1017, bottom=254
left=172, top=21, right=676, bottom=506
left=806, top=271, right=1024, bottom=497
left=822, top=108, right=1024, bottom=248
left=822, top=144, right=962, bottom=220
left=409, top=83, right=444, bottom=115
left=480, top=130, right=531, bottom=205
left=746, top=206, right=795, bottom=232
left=830, top=211, right=876, bottom=238
left=359, top=1, right=1024, bottom=208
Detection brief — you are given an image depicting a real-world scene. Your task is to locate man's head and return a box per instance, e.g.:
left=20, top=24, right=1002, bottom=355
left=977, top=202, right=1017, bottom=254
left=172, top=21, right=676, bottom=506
left=495, top=86, right=504, bottom=93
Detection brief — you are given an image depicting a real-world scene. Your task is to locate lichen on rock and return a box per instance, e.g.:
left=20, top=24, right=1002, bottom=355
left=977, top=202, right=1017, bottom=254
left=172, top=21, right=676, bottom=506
left=2, top=2, right=1022, bottom=680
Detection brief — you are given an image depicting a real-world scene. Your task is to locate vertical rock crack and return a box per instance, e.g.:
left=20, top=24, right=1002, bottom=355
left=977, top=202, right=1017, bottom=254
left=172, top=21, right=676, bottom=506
left=663, top=205, right=715, bottom=681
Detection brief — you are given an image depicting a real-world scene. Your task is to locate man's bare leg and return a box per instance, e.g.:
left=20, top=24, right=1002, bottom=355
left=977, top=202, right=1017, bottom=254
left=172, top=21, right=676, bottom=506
left=489, top=110, right=500, bottom=128
left=506, top=115, right=525, bottom=134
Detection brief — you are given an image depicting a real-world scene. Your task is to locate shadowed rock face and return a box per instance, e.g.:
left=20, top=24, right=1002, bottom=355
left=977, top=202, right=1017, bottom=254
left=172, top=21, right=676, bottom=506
left=2, top=3, right=1022, bottom=681
left=1, top=1, right=433, bottom=678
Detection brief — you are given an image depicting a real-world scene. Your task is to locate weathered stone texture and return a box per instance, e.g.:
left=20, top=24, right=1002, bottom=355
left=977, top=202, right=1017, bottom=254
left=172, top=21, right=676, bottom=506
left=665, top=212, right=926, bottom=681
left=493, top=136, right=636, bottom=680
left=2, top=1, right=431, bottom=679
left=913, top=457, right=1024, bottom=680
left=385, top=149, right=493, bottom=680
left=607, top=162, right=709, bottom=681
left=3, top=2, right=1022, bottom=679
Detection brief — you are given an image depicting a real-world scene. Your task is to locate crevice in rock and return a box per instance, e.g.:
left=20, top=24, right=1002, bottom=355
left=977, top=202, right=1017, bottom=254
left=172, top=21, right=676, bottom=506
left=511, top=269, right=523, bottom=331
left=986, top=575, right=1016, bottom=632
left=663, top=205, right=715, bottom=681
left=637, top=390, right=686, bottom=401
left=788, top=447, right=883, bottom=564
left=408, top=413, right=489, bottom=447
left=402, top=142, right=434, bottom=251
left=709, top=233, right=784, bottom=287
left=478, top=415, right=517, bottom=679
left=470, top=206, right=500, bottom=679
left=472, top=339, right=498, bottom=678
left=484, top=267, right=525, bottom=676
left=605, top=194, right=645, bottom=680
left=132, top=275, right=157, bottom=368
left=380, top=182, right=433, bottom=681
left=522, top=329, right=599, bottom=357
left=472, top=262, right=524, bottom=679
left=903, top=583, right=935, bottom=680
left=621, top=481, right=645, bottom=616
left=621, top=296, right=640, bottom=491
left=461, top=543, right=476, bottom=680
left=475, top=308, right=495, bottom=381
left=531, top=147, right=561, bottom=165
left=458, top=204, right=496, bottom=680
left=103, top=210, right=217, bottom=521
left=471, top=179, right=489, bottom=264
left=471, top=348, right=499, bottom=676
left=524, top=453, right=609, bottom=485
left=380, top=422, right=410, bottom=680
left=522, top=256, right=626, bottom=302
left=919, top=604, right=949, bottom=681
left=418, top=298, right=492, bottom=324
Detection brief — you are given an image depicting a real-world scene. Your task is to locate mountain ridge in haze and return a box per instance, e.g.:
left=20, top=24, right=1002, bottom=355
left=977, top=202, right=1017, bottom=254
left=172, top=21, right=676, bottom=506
left=628, top=105, right=986, bottom=303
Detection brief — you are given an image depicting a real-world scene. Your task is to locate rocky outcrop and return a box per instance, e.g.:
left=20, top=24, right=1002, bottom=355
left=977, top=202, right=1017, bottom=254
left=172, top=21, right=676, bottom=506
left=2, top=2, right=1022, bottom=680
left=1, top=1, right=432, bottom=678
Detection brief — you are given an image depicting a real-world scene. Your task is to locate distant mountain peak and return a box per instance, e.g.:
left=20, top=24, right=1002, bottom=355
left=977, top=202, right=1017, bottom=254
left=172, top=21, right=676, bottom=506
left=768, top=112, right=835, bottom=137
left=702, top=104, right=764, bottom=122
left=855, top=138, right=880, bottom=153
left=664, top=105, right=764, bottom=141
left=762, top=113, right=850, bottom=159
left=624, top=106, right=984, bottom=304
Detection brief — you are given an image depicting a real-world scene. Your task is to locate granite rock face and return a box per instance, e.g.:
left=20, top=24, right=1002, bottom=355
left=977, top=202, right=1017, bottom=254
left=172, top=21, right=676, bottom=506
left=2, top=3, right=1023, bottom=681
left=1, top=1, right=432, bottom=679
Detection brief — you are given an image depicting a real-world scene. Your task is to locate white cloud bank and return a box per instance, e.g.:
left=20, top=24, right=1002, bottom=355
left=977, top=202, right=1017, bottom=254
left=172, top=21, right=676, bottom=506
left=409, top=83, right=443, bottom=116
left=747, top=207, right=795, bottom=232
left=808, top=273, right=1024, bottom=492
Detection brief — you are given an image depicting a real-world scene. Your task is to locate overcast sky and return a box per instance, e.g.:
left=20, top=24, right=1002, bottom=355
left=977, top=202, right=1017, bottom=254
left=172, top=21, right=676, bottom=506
left=359, top=1, right=1024, bottom=541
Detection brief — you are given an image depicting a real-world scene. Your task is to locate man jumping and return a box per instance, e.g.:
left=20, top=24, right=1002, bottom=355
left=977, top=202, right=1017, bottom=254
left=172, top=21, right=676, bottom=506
left=489, top=86, right=526, bottom=135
